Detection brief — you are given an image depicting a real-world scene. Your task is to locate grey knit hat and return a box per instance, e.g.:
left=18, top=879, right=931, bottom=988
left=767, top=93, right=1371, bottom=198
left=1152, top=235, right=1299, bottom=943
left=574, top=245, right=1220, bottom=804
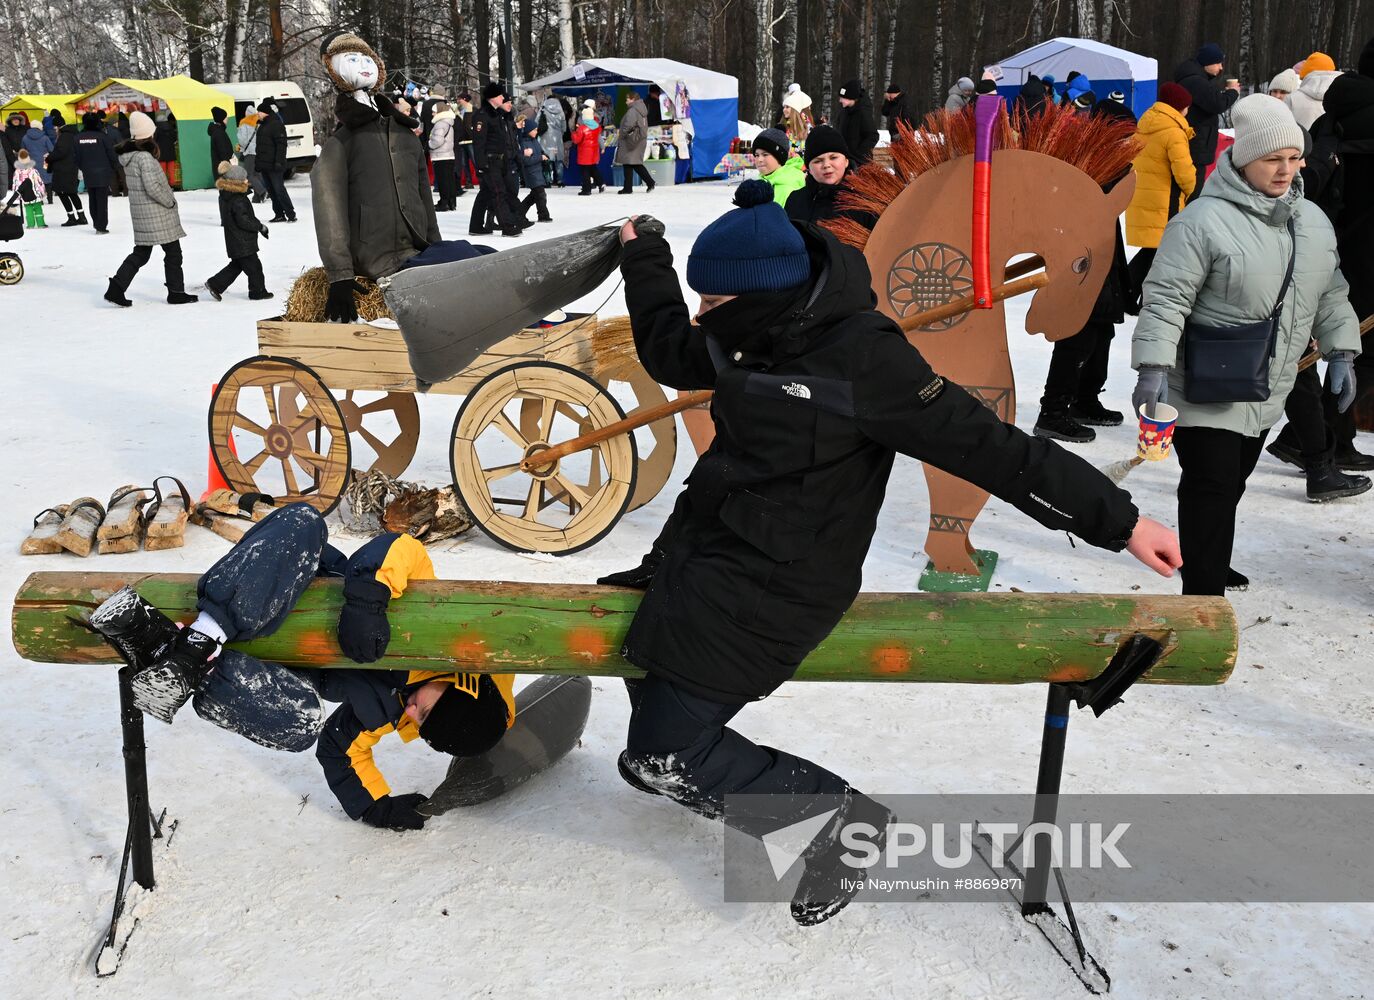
left=1230, top=94, right=1305, bottom=167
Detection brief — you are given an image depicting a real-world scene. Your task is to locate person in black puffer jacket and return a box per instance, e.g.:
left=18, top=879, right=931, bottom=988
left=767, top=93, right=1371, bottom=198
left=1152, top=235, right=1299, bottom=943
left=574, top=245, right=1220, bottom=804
left=784, top=125, right=876, bottom=229
left=206, top=161, right=272, bottom=301
left=255, top=97, right=294, bottom=222
left=45, top=112, right=86, bottom=225
left=75, top=112, right=119, bottom=232
left=610, top=181, right=1181, bottom=927
left=834, top=78, right=878, bottom=164
left=207, top=106, right=234, bottom=178
left=1173, top=44, right=1241, bottom=171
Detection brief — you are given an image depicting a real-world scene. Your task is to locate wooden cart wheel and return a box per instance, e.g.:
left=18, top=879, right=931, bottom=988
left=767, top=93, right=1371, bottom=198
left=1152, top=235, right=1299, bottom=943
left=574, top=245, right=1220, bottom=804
left=209, top=356, right=352, bottom=516
left=336, top=390, right=421, bottom=477
left=450, top=361, right=637, bottom=555
left=0, top=253, right=22, bottom=285
left=606, top=363, right=676, bottom=512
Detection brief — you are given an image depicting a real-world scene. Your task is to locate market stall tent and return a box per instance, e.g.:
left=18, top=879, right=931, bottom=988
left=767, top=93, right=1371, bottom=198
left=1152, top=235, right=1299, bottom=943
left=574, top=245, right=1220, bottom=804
left=71, top=76, right=237, bottom=190
left=521, top=58, right=738, bottom=179
left=993, top=38, right=1158, bottom=118
left=0, top=94, right=80, bottom=127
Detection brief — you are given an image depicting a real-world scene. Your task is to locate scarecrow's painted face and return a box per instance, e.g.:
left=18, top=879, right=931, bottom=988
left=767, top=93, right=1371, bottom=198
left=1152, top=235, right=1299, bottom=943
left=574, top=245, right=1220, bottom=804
left=332, top=51, right=379, bottom=91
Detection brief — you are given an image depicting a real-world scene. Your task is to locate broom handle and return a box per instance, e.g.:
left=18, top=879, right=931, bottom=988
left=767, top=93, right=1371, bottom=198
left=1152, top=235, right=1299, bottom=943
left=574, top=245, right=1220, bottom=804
left=899, top=272, right=1049, bottom=333
left=521, top=391, right=714, bottom=472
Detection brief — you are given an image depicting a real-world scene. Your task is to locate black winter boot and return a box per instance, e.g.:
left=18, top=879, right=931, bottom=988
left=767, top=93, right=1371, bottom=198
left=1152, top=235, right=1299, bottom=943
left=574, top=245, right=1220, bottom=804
left=1070, top=397, right=1124, bottom=427
left=1033, top=400, right=1096, bottom=443
left=1265, top=439, right=1306, bottom=472
left=104, top=278, right=132, bottom=307
left=88, top=586, right=180, bottom=672
left=1306, top=462, right=1372, bottom=502
left=1334, top=447, right=1374, bottom=472
left=167, top=290, right=200, bottom=304
left=128, top=627, right=221, bottom=725
left=1225, top=569, right=1249, bottom=592
left=790, top=790, right=894, bottom=926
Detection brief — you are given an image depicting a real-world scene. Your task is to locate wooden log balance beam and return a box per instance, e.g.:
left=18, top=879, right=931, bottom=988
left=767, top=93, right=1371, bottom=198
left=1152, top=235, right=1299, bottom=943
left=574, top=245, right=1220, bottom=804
left=13, top=573, right=1237, bottom=686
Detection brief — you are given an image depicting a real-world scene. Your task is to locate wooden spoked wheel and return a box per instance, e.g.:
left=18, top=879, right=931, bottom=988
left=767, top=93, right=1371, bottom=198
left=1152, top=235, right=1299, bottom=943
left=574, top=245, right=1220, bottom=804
left=450, top=361, right=637, bottom=555
left=336, top=390, right=421, bottom=477
left=0, top=253, right=22, bottom=285
left=209, top=356, right=352, bottom=516
left=606, top=363, right=675, bottom=512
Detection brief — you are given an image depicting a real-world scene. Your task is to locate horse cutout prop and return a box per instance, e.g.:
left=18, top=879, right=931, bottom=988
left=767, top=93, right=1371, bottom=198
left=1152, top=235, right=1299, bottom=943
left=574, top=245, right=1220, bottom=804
left=828, top=101, right=1140, bottom=589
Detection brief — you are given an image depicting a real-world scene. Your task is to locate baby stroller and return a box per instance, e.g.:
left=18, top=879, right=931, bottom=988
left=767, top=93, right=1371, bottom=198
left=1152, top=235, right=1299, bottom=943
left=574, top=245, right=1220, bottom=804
left=0, top=188, right=23, bottom=285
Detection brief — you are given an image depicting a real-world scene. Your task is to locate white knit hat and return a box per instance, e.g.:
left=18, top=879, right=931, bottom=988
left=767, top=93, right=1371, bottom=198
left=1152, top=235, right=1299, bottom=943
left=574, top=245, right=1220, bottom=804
left=1267, top=68, right=1300, bottom=94
left=1230, top=94, right=1305, bottom=167
left=128, top=111, right=155, bottom=141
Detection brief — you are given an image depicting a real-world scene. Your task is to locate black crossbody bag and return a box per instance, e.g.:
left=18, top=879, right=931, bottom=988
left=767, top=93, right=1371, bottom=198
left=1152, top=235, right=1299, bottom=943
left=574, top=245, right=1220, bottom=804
left=1183, top=218, right=1296, bottom=404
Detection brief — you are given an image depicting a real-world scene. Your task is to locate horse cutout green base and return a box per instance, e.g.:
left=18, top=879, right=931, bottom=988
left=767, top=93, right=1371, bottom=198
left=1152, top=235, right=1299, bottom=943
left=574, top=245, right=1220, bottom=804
left=13, top=572, right=1238, bottom=688
left=920, top=549, right=999, bottom=593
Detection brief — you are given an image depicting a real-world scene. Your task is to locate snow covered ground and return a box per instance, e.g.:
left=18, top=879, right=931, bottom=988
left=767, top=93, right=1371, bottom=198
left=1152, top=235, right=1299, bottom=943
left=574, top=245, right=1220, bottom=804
left=1, top=175, right=1371, bottom=1000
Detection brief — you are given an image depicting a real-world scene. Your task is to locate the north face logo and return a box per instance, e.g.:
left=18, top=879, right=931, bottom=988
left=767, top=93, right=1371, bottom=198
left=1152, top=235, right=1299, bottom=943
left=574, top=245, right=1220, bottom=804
left=782, top=382, right=811, bottom=399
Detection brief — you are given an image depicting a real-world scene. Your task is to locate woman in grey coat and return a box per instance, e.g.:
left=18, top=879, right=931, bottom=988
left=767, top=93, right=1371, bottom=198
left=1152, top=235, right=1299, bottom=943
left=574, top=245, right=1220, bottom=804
left=615, top=94, right=655, bottom=194
left=1132, top=96, right=1362, bottom=595
left=104, top=111, right=197, bottom=306
left=235, top=105, right=269, bottom=202
left=538, top=95, right=567, bottom=186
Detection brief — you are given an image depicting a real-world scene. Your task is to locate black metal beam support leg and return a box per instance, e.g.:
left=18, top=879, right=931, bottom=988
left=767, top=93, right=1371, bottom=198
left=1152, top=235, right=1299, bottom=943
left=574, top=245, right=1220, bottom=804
left=118, top=667, right=155, bottom=890
left=1021, top=683, right=1071, bottom=915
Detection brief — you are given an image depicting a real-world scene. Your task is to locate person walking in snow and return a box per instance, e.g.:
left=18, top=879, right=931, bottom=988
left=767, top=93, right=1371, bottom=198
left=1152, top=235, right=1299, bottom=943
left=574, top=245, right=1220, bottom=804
left=207, top=106, right=235, bottom=179
left=1125, top=82, right=1197, bottom=308
left=235, top=104, right=268, bottom=202
left=1131, top=96, right=1363, bottom=596
left=608, top=182, right=1182, bottom=927
left=104, top=111, right=198, bottom=307
left=427, top=101, right=460, bottom=211
left=515, top=114, right=552, bottom=224
left=206, top=161, right=273, bottom=301
left=75, top=112, right=120, bottom=233
left=615, top=92, right=655, bottom=194
left=255, top=96, right=296, bottom=222
left=11, top=149, right=47, bottom=228
left=538, top=93, right=567, bottom=186
left=45, top=111, right=87, bottom=226
left=571, top=103, right=605, bottom=195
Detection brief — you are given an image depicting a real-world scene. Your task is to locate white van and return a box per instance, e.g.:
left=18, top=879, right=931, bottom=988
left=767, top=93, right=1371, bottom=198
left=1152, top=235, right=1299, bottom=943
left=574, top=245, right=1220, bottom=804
left=217, top=80, right=316, bottom=174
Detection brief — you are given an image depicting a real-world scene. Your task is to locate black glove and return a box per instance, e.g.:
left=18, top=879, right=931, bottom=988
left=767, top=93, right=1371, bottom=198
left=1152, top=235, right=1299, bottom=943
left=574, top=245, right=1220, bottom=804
left=338, top=575, right=391, bottom=663
left=627, top=214, right=665, bottom=239
left=259, top=224, right=270, bottom=239
left=597, top=545, right=665, bottom=590
left=360, top=792, right=429, bottom=831
left=325, top=279, right=364, bottom=323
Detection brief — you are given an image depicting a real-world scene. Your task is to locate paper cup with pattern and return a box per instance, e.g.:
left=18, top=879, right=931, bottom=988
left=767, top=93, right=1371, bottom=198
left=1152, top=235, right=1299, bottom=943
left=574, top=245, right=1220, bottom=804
left=1137, top=402, right=1179, bottom=461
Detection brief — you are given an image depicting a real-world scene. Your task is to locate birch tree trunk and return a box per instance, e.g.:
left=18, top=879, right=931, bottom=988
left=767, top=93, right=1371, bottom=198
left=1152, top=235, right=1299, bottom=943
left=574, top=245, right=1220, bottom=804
left=822, top=0, right=838, bottom=115
left=1238, top=0, right=1254, bottom=88
left=754, top=0, right=775, bottom=126
left=882, top=1, right=897, bottom=86
left=781, top=0, right=797, bottom=87
left=559, top=0, right=574, bottom=67
left=1075, top=0, right=1098, bottom=38
left=931, top=0, right=945, bottom=111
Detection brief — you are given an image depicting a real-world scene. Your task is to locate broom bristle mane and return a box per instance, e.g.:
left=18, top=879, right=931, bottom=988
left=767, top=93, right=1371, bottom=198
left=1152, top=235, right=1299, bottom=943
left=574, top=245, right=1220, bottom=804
left=828, top=102, right=1143, bottom=250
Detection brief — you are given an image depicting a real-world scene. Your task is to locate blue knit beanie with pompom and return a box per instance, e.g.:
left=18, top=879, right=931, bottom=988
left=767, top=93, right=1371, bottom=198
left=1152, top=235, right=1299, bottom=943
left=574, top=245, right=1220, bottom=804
left=686, top=180, right=812, bottom=295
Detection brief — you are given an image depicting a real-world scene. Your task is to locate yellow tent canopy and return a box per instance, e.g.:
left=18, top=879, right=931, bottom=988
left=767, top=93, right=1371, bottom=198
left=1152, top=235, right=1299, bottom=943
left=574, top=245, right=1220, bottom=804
left=72, top=75, right=239, bottom=190
left=1, top=94, right=80, bottom=124
left=73, top=76, right=236, bottom=123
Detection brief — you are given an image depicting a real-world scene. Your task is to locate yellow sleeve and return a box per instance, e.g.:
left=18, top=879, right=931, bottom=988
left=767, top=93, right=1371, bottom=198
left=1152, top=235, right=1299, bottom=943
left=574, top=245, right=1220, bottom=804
left=375, top=533, right=435, bottom=598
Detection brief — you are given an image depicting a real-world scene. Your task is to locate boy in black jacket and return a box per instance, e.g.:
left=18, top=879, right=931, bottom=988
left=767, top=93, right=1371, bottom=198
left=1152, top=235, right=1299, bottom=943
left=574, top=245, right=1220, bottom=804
left=610, top=182, right=1183, bottom=926
left=206, top=161, right=273, bottom=300
left=86, top=503, right=517, bottom=831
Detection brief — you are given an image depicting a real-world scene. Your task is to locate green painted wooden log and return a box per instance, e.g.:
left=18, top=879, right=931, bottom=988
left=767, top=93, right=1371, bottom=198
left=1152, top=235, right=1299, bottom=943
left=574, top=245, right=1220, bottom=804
left=11, top=572, right=1237, bottom=686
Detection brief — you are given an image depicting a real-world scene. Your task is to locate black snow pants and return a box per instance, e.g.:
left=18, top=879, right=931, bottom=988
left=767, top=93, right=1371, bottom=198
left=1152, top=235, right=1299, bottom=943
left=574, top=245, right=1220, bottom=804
left=621, top=674, right=850, bottom=839
left=190, top=503, right=345, bottom=752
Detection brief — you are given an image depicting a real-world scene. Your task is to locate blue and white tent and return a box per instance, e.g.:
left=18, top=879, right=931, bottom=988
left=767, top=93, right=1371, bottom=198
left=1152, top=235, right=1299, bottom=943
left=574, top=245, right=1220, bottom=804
left=992, top=38, right=1158, bottom=118
left=522, top=58, right=738, bottom=178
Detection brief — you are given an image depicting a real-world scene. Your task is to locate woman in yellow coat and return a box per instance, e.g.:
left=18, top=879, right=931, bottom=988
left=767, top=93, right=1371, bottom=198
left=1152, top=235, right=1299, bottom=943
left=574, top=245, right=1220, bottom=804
left=1125, top=82, right=1197, bottom=306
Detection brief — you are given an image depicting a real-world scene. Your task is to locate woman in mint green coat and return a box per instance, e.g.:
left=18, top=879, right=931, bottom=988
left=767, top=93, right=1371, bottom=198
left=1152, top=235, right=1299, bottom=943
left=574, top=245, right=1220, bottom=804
left=1131, top=95, right=1362, bottom=596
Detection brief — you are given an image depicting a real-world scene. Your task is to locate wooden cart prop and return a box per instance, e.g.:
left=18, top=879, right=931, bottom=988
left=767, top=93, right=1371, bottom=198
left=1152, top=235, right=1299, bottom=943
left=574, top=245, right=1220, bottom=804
left=210, top=312, right=683, bottom=555
left=828, top=99, right=1141, bottom=591
left=15, top=571, right=1237, bottom=991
